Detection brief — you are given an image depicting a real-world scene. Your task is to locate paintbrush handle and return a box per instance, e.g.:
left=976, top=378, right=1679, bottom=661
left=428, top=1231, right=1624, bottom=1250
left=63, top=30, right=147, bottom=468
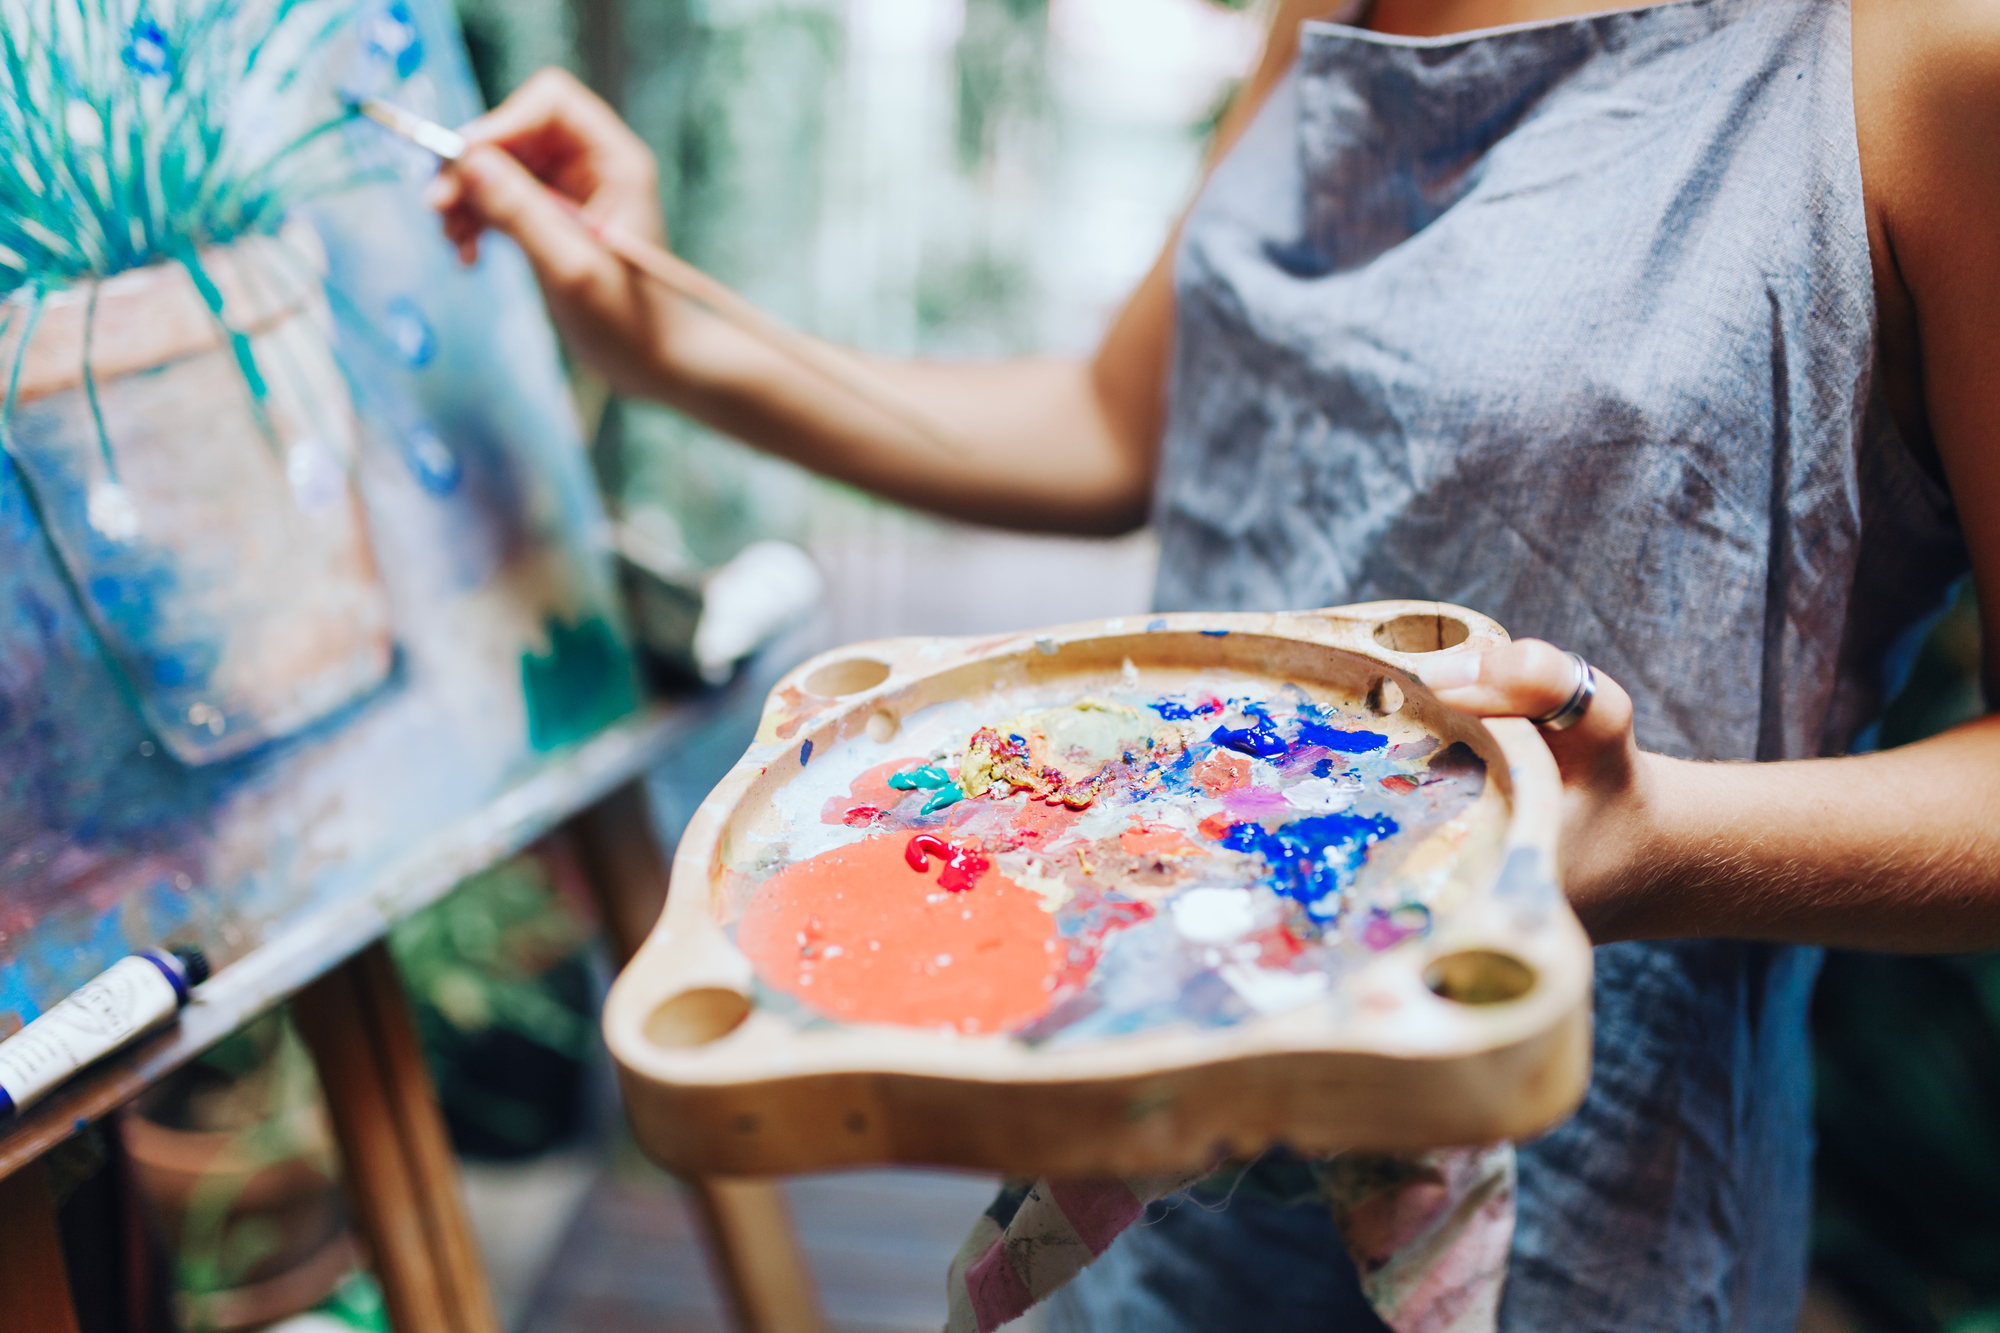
left=570, top=211, right=968, bottom=458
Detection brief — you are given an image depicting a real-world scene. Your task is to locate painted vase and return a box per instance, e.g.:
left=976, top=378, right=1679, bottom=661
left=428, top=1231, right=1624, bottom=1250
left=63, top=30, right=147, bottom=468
left=0, top=225, right=393, bottom=765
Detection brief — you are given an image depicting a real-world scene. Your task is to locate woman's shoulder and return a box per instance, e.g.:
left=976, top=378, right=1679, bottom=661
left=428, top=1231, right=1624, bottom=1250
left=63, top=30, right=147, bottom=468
left=1852, top=0, right=2000, bottom=244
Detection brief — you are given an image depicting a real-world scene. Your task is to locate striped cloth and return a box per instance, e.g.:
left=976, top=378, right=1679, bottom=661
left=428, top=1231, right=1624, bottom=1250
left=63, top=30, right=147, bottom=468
left=945, top=1146, right=1515, bottom=1333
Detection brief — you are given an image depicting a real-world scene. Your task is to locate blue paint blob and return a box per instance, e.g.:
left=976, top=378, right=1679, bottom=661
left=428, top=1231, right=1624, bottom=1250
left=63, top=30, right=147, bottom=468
left=1312, top=757, right=1334, bottom=778
left=1150, top=697, right=1217, bottom=721
left=887, top=764, right=951, bottom=790
left=799, top=739, right=813, bottom=766
left=1199, top=629, right=1229, bottom=637
left=1296, top=717, right=1388, bottom=753
left=1145, top=617, right=1169, bottom=632
left=1220, top=811, right=1399, bottom=921
left=1289, top=703, right=1388, bottom=754
left=920, top=783, right=964, bottom=815
left=1210, top=719, right=1288, bottom=759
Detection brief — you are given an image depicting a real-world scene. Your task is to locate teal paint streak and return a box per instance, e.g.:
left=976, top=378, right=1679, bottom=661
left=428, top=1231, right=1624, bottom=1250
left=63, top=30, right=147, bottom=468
left=520, top=615, right=640, bottom=751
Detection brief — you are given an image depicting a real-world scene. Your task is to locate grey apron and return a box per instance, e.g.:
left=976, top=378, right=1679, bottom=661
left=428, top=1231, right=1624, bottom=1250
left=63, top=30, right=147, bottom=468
left=1054, top=0, right=1967, bottom=1328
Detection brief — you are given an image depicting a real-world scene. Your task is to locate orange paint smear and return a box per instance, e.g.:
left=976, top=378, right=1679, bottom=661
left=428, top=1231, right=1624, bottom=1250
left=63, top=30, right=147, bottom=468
left=1119, top=822, right=1197, bottom=858
left=1196, top=751, right=1252, bottom=796
left=737, top=834, right=1059, bottom=1034
left=820, top=758, right=917, bottom=826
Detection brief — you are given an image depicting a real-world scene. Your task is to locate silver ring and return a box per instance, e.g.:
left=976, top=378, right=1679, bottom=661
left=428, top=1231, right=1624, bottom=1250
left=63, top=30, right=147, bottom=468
left=1531, top=652, right=1595, bottom=731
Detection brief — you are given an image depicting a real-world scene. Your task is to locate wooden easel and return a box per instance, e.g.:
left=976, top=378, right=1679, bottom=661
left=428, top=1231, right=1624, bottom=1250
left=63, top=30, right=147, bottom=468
left=0, top=735, right=827, bottom=1333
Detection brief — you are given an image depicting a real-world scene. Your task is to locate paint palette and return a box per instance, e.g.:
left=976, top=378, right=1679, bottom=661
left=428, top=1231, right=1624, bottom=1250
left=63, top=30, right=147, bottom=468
left=606, top=601, right=1591, bottom=1177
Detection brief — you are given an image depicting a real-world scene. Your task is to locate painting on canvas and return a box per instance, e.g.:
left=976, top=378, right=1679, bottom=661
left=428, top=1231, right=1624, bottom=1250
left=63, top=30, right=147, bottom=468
left=0, top=0, right=638, bottom=1029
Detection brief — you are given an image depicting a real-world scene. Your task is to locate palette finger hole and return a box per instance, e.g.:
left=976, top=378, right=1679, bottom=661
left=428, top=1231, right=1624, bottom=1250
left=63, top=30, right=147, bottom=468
left=1423, top=949, right=1536, bottom=1006
left=804, top=657, right=892, bottom=697
left=645, top=987, right=753, bottom=1048
left=866, top=708, right=900, bottom=743
left=1372, top=613, right=1471, bottom=654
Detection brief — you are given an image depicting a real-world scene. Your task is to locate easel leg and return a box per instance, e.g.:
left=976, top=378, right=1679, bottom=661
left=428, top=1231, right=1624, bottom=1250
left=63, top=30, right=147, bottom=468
left=0, top=1160, right=82, bottom=1333
left=292, top=943, right=500, bottom=1333
left=567, top=778, right=828, bottom=1333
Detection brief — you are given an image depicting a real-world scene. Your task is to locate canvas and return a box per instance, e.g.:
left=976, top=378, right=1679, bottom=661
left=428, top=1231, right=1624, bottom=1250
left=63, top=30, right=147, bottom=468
left=0, top=0, right=639, bottom=1031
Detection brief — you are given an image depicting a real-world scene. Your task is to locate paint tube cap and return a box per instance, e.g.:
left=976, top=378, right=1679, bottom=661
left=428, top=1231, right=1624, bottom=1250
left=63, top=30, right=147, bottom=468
left=171, top=947, right=211, bottom=988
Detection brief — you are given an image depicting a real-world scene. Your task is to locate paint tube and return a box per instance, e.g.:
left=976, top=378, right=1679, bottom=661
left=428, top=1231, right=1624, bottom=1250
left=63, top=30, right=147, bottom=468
left=0, top=948, right=210, bottom=1121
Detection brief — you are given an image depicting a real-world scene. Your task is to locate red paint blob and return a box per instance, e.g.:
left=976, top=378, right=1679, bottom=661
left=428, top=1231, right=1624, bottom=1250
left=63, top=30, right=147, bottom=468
left=1380, top=774, right=1420, bottom=795
left=937, top=845, right=990, bottom=893
left=843, top=805, right=885, bottom=827
left=906, top=833, right=950, bottom=872
left=737, top=835, right=1059, bottom=1033
left=905, top=834, right=991, bottom=892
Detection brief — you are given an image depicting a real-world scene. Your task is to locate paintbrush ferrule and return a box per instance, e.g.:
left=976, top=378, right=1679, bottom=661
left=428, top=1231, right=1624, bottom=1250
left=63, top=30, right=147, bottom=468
left=357, top=97, right=466, bottom=161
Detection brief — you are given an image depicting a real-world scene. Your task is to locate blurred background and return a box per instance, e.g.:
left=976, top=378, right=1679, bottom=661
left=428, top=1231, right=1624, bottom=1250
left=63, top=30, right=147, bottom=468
left=43, top=1, right=1998, bottom=1331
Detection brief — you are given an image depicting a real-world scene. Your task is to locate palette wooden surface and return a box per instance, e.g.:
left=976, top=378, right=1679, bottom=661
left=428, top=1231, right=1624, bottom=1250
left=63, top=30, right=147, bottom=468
left=606, top=600, right=1590, bottom=1178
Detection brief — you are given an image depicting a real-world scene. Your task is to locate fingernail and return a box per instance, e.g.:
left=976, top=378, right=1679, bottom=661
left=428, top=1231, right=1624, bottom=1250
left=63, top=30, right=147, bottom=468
left=1415, top=652, right=1482, bottom=691
left=420, top=176, right=451, bottom=209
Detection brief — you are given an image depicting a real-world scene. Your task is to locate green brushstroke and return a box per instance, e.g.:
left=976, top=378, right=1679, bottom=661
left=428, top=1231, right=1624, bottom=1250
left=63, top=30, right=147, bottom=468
left=519, top=615, right=639, bottom=752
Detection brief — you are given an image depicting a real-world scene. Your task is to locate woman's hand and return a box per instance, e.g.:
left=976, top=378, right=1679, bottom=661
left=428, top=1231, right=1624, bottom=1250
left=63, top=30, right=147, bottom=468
left=424, top=68, right=677, bottom=396
left=1416, top=640, right=1660, bottom=941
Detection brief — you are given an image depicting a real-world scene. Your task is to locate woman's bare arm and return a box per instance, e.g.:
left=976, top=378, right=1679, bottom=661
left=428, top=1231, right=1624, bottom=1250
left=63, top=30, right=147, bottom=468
left=429, top=5, right=1327, bottom=534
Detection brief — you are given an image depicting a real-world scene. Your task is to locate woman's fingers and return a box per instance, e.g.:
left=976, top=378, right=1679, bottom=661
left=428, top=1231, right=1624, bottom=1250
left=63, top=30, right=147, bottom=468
left=446, top=144, right=619, bottom=296
left=1415, top=638, right=1578, bottom=716
left=1414, top=638, right=1636, bottom=768
left=457, top=68, right=659, bottom=219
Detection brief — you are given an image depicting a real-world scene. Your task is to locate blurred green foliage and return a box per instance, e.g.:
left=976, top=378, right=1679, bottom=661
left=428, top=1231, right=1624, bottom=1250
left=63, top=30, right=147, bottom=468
left=390, top=853, right=599, bottom=1156
left=1814, top=580, right=1996, bottom=1333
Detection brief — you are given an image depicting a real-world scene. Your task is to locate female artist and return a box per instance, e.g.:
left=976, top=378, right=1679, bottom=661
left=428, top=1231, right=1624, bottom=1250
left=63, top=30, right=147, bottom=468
left=428, top=0, right=2000, bottom=1324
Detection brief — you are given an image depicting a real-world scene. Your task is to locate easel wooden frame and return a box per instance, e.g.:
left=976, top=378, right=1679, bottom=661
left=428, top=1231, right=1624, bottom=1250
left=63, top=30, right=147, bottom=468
left=0, top=705, right=828, bottom=1333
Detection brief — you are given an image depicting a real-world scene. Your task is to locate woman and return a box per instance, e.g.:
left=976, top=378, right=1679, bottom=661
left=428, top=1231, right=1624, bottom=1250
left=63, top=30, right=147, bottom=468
left=429, top=0, right=2000, bottom=1324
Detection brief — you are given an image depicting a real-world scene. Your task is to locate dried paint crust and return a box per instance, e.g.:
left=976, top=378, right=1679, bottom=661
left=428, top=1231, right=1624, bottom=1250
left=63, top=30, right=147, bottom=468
left=732, top=680, right=1504, bottom=1045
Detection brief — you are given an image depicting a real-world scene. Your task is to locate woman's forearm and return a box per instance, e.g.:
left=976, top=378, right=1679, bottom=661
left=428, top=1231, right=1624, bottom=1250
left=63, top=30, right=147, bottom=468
left=1601, top=714, right=2000, bottom=950
left=642, top=303, right=1156, bottom=534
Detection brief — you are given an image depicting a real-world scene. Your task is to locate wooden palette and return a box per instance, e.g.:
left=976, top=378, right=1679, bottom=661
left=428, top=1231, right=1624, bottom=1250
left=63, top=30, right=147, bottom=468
left=605, top=600, right=1590, bottom=1178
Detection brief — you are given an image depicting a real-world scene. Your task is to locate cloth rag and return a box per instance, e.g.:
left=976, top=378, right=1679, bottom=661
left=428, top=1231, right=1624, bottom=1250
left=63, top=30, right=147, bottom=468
left=945, top=1144, right=1515, bottom=1333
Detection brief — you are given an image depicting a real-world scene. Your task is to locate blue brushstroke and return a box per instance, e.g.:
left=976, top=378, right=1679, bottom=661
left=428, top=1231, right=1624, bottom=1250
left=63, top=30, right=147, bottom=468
left=1199, top=629, right=1229, bottom=637
left=1220, top=811, right=1399, bottom=921
left=1149, top=697, right=1216, bottom=721
left=122, top=19, right=173, bottom=77
left=799, top=739, right=812, bottom=766
left=365, top=2, right=425, bottom=78
left=403, top=428, right=461, bottom=495
left=1145, top=617, right=1168, bottom=632
left=384, top=296, right=437, bottom=367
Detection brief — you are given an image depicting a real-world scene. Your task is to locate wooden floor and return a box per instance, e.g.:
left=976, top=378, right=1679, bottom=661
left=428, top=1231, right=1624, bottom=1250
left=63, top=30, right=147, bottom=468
left=515, top=1156, right=1040, bottom=1333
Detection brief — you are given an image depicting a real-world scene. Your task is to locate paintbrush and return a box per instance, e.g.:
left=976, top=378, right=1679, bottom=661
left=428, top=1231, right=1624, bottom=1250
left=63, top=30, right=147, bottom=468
left=355, top=97, right=967, bottom=457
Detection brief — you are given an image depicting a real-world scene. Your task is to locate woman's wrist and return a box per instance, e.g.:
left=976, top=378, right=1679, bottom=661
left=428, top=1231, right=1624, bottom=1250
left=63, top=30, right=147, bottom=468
left=1560, top=748, right=1687, bottom=944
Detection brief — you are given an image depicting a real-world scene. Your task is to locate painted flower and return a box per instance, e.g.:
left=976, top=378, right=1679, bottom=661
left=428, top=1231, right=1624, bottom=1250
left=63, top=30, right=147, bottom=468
left=384, top=295, right=436, bottom=366
left=121, top=19, right=173, bottom=78
left=364, top=2, right=424, bottom=79
left=405, top=427, right=460, bottom=495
